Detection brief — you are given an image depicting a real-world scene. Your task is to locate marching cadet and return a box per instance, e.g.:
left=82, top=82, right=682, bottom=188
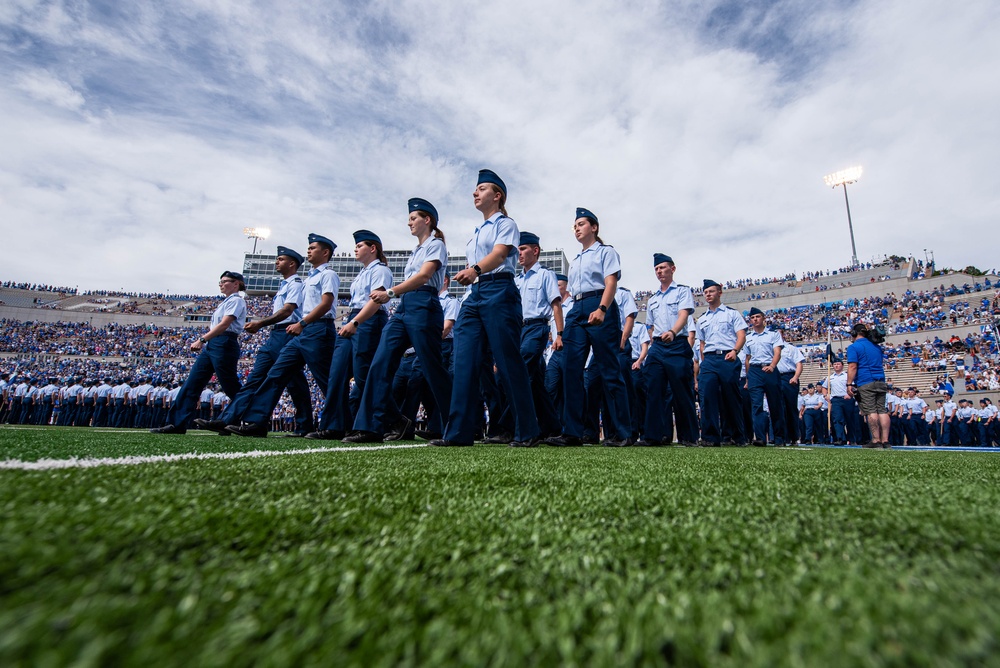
left=544, top=274, right=572, bottom=422
left=198, top=246, right=314, bottom=437
left=695, top=280, right=747, bottom=446
left=941, top=391, right=957, bottom=445
left=628, top=322, right=651, bottom=441
left=955, top=399, right=976, bottom=445
left=545, top=208, right=632, bottom=447
left=93, top=377, right=113, bottom=427
left=152, top=270, right=247, bottom=434
left=744, top=307, right=785, bottom=446
left=776, top=341, right=804, bottom=444
left=111, top=378, right=130, bottom=428
left=229, top=234, right=339, bottom=437
left=344, top=198, right=453, bottom=443
left=799, top=384, right=825, bottom=444
left=513, top=231, right=564, bottom=439
left=635, top=253, right=697, bottom=446
left=584, top=284, right=639, bottom=443
left=310, top=231, right=394, bottom=440
left=822, top=360, right=860, bottom=444
left=434, top=170, right=540, bottom=448
left=198, top=385, right=215, bottom=422
left=978, top=399, right=994, bottom=447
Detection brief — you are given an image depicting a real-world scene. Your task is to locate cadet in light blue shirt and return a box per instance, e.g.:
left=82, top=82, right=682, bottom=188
left=309, top=231, right=395, bottom=439
left=345, top=199, right=454, bottom=443
left=153, top=270, right=247, bottom=434
left=695, top=280, right=748, bottom=445
left=229, top=235, right=340, bottom=437
left=200, top=246, right=314, bottom=436
left=513, top=231, right=564, bottom=437
left=744, top=307, right=786, bottom=445
left=546, top=208, right=631, bottom=446
left=439, top=170, right=540, bottom=447
left=636, top=254, right=698, bottom=445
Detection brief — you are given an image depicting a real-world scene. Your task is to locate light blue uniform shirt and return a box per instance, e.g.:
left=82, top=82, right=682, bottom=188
left=466, top=213, right=519, bottom=275
left=646, top=283, right=695, bottom=337
left=777, top=343, right=804, bottom=374
left=302, top=262, right=340, bottom=319
left=615, top=287, right=639, bottom=328
left=406, top=236, right=448, bottom=291
left=96, top=383, right=113, bottom=399
left=695, top=304, right=747, bottom=352
left=273, top=276, right=305, bottom=325
left=350, top=261, right=393, bottom=310
left=568, top=243, right=621, bottom=296
left=516, top=264, right=561, bottom=320
left=744, top=328, right=784, bottom=366
left=440, top=293, right=460, bottom=340
left=821, top=371, right=849, bottom=398
left=802, top=393, right=824, bottom=409
left=212, top=293, right=247, bottom=333
left=629, top=326, right=651, bottom=362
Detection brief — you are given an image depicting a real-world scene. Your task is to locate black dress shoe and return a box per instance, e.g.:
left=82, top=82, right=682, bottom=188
left=603, top=437, right=633, bottom=447
left=429, top=439, right=473, bottom=447
left=150, top=424, right=186, bottom=435
left=509, top=436, right=541, bottom=448
left=752, top=439, right=767, bottom=447
left=225, top=422, right=268, bottom=437
left=544, top=434, right=583, bottom=447
left=342, top=431, right=382, bottom=443
left=415, top=429, right=443, bottom=440
left=633, top=439, right=661, bottom=447
left=384, top=415, right=414, bottom=441
left=305, top=429, right=345, bottom=440
left=679, top=440, right=700, bottom=447
left=482, top=432, right=514, bottom=444
left=699, top=440, right=721, bottom=447
left=193, top=418, right=227, bottom=433
left=582, top=435, right=601, bottom=445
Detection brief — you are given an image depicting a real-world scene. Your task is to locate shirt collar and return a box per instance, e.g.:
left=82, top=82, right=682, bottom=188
left=310, top=262, right=329, bottom=275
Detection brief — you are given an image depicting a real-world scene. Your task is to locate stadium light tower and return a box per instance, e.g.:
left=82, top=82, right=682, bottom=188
left=243, top=226, right=271, bottom=254
left=823, top=166, right=862, bottom=268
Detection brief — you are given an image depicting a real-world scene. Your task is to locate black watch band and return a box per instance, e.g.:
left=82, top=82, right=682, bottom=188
left=473, top=264, right=482, bottom=276
left=599, top=304, right=607, bottom=313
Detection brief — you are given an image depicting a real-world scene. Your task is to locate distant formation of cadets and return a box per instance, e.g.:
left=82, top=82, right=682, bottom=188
left=3, top=168, right=998, bottom=448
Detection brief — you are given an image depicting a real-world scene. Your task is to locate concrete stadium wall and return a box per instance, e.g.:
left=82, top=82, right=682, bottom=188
left=0, top=305, right=187, bottom=328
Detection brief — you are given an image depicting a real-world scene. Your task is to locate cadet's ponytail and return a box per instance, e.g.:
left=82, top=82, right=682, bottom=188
left=364, top=240, right=388, bottom=265
left=488, top=184, right=508, bottom=217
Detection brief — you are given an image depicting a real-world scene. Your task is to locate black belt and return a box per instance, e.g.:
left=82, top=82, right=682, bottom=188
left=477, top=273, right=514, bottom=283
left=271, top=323, right=292, bottom=330
left=704, top=350, right=733, bottom=356
left=573, top=290, right=603, bottom=301
left=523, top=317, right=548, bottom=326
left=414, top=286, right=437, bottom=294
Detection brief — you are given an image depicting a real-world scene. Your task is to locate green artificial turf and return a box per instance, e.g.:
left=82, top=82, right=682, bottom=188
left=2, top=427, right=1000, bottom=666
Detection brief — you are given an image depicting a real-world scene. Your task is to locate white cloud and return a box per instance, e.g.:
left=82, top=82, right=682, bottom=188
left=0, top=0, right=997, bottom=293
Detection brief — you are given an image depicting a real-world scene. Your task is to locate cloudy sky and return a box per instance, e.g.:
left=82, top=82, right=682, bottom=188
left=1, top=0, right=997, bottom=295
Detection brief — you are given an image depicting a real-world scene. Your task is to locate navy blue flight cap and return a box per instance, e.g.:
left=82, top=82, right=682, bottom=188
left=519, top=231, right=540, bottom=246
left=576, top=207, right=598, bottom=224
left=477, top=169, right=506, bottom=196
left=352, top=229, right=382, bottom=245
left=220, top=270, right=245, bottom=284
left=308, top=233, right=337, bottom=253
left=276, top=246, right=304, bottom=266
left=749, top=307, right=764, bottom=317
left=653, top=253, right=673, bottom=266
left=703, top=279, right=721, bottom=290
left=555, top=273, right=568, bottom=282
left=935, top=399, right=944, bottom=404
left=408, top=198, right=439, bottom=223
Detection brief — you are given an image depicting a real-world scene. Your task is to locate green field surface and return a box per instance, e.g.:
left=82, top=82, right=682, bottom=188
left=2, top=426, right=1000, bottom=667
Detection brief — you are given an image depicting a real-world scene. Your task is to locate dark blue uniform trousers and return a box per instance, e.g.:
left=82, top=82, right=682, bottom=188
left=355, top=289, right=452, bottom=436
left=222, top=327, right=312, bottom=430
left=561, top=296, right=630, bottom=441
left=520, top=319, right=561, bottom=436
left=545, top=349, right=565, bottom=423
left=166, top=334, right=241, bottom=428
left=643, top=338, right=698, bottom=443
left=777, top=374, right=800, bottom=443
left=748, top=365, right=785, bottom=444
left=405, top=339, right=454, bottom=434
left=830, top=397, right=860, bottom=443
left=446, top=277, right=539, bottom=444
left=241, top=320, right=335, bottom=427
left=698, top=353, right=744, bottom=445
left=319, top=310, right=386, bottom=432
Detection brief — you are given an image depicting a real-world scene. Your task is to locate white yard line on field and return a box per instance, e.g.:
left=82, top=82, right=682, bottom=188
left=0, top=443, right=430, bottom=471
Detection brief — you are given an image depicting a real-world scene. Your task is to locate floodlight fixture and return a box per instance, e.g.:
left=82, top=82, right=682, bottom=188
left=823, top=166, right=863, bottom=267
left=243, top=226, right=271, bottom=254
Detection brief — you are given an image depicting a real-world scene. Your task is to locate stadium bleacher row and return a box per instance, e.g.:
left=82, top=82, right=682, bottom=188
left=3, top=261, right=998, bottom=424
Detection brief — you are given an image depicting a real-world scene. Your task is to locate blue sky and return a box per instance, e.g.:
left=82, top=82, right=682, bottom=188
left=1, top=0, right=997, bottom=294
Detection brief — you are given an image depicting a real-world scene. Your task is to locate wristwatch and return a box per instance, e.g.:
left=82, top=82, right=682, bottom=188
left=198, top=337, right=207, bottom=344
left=386, top=289, right=396, bottom=299
left=599, top=304, right=608, bottom=313
left=473, top=265, right=483, bottom=276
